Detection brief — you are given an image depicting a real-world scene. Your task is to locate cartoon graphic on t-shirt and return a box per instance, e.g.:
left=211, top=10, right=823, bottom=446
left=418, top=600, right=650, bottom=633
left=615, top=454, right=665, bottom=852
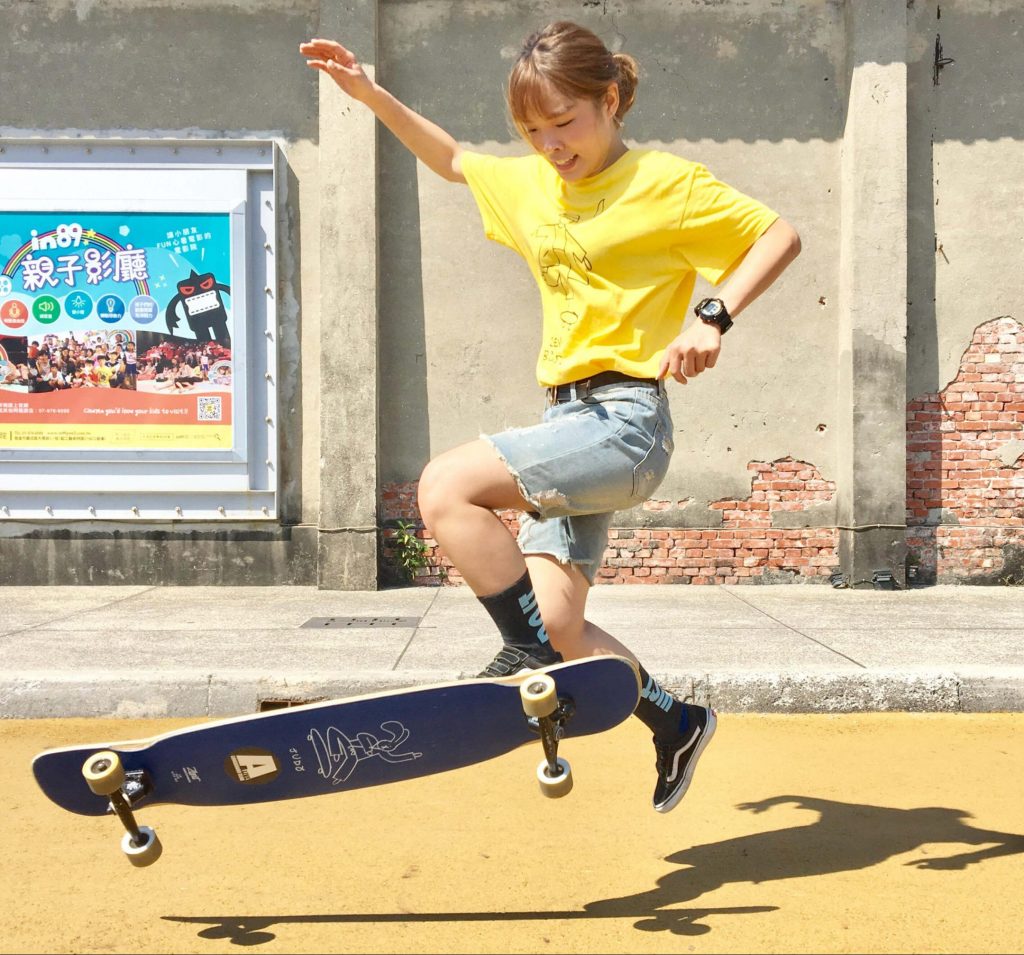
left=535, top=222, right=591, bottom=304
left=534, top=218, right=595, bottom=369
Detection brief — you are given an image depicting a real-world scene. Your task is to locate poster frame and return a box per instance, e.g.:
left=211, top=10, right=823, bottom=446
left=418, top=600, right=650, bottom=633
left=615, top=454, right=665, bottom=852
left=0, top=139, right=278, bottom=521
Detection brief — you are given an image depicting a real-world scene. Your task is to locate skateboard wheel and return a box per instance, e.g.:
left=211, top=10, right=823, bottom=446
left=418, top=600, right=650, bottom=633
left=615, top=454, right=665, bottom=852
left=536, top=757, right=573, bottom=798
left=520, top=674, right=558, bottom=718
left=82, top=750, right=125, bottom=796
left=122, top=826, right=162, bottom=867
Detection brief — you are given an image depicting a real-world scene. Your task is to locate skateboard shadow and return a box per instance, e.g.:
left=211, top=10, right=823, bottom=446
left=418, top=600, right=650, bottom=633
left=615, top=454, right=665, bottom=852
left=164, top=794, right=1024, bottom=945
left=163, top=905, right=777, bottom=947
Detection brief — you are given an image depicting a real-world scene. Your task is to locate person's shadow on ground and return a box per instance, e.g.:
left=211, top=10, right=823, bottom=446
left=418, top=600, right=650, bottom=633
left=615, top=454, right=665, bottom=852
left=584, top=794, right=1024, bottom=936
left=165, top=795, right=1024, bottom=945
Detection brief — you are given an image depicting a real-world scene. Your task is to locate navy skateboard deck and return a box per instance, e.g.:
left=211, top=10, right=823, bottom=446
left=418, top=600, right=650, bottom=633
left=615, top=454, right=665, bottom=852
left=33, top=656, right=639, bottom=865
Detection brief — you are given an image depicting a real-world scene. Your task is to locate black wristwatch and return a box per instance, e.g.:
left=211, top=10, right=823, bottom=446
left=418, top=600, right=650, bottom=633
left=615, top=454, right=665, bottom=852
left=694, top=297, right=733, bottom=334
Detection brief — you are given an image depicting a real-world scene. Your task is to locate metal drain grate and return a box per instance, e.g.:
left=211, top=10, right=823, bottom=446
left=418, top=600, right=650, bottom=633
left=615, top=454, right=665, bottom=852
left=301, top=616, right=421, bottom=629
left=257, top=697, right=327, bottom=712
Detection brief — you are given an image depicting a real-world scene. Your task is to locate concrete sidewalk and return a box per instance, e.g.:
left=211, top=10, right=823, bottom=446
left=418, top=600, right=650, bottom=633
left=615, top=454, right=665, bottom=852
left=2, top=584, right=1023, bottom=718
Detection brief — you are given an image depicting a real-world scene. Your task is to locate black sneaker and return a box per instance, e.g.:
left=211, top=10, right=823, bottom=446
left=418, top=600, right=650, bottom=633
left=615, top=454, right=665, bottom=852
left=477, top=645, right=563, bottom=678
left=652, top=706, right=717, bottom=813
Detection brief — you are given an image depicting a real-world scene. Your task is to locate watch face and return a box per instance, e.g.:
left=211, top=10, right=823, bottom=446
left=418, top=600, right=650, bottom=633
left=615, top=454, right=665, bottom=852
left=701, top=300, right=722, bottom=318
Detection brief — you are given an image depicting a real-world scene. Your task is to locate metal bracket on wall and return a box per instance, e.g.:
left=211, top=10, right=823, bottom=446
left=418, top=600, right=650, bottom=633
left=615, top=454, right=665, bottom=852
left=871, top=569, right=899, bottom=591
left=933, top=34, right=955, bottom=86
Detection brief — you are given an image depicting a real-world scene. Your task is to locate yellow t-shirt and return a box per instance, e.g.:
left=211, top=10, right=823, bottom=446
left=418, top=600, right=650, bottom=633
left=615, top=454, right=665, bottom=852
left=461, top=149, right=778, bottom=387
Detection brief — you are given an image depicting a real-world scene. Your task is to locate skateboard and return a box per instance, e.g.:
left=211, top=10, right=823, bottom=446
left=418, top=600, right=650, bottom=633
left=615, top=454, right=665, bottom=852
left=33, top=655, right=640, bottom=867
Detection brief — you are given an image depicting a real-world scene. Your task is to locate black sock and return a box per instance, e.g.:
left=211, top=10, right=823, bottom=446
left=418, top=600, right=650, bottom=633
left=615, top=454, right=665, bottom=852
left=634, top=664, right=687, bottom=738
left=477, top=571, right=559, bottom=661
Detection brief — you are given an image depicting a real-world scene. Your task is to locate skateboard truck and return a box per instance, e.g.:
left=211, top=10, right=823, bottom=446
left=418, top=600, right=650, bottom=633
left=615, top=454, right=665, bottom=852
left=520, top=674, right=575, bottom=798
left=81, top=751, right=163, bottom=867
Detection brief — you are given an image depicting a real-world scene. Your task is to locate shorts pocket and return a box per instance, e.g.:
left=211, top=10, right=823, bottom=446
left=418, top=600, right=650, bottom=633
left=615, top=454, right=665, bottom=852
left=631, top=418, right=672, bottom=501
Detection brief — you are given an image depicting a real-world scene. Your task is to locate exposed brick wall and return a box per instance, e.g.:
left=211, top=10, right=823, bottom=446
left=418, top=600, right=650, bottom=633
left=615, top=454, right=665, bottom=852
left=906, top=317, right=1024, bottom=584
left=381, top=318, right=1024, bottom=587
left=380, top=457, right=838, bottom=586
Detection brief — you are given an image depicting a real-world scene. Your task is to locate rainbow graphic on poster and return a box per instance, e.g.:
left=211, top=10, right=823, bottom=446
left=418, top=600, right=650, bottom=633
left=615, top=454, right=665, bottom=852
left=2, top=223, right=152, bottom=297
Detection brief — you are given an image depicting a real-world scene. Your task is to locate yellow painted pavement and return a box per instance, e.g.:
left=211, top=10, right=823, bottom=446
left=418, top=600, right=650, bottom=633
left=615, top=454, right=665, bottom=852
left=5, top=714, right=1024, bottom=954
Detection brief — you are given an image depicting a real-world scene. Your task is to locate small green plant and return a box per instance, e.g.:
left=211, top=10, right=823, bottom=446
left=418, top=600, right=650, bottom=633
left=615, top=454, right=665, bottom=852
left=390, top=520, right=432, bottom=581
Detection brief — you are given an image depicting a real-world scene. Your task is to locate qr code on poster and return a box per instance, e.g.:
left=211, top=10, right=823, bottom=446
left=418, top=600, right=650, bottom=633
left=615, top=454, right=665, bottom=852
left=197, top=396, right=222, bottom=422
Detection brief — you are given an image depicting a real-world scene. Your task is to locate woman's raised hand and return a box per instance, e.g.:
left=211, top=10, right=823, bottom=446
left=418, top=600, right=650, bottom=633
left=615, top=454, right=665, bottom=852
left=299, top=38, right=376, bottom=102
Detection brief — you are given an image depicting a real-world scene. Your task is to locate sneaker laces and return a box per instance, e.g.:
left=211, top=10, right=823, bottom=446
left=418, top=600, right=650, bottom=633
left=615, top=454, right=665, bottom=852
left=653, top=736, right=676, bottom=776
left=478, top=645, right=560, bottom=678
left=653, top=722, right=702, bottom=776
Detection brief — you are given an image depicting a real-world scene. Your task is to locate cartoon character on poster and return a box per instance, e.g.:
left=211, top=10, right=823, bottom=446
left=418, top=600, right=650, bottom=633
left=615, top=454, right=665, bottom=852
left=164, top=269, right=231, bottom=346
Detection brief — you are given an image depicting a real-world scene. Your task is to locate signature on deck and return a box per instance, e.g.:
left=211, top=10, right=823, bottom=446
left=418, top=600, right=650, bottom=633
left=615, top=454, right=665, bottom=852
left=307, top=721, right=423, bottom=785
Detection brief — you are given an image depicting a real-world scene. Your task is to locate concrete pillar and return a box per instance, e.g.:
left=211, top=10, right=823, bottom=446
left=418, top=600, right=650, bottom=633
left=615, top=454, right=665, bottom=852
left=835, top=0, right=909, bottom=588
left=316, top=0, right=380, bottom=589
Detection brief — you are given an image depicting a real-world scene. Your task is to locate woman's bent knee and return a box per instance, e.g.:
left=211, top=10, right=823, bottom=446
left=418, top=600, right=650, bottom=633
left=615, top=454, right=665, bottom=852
left=417, top=457, right=456, bottom=525
left=419, top=441, right=527, bottom=522
left=538, top=606, right=585, bottom=653
left=417, top=447, right=482, bottom=522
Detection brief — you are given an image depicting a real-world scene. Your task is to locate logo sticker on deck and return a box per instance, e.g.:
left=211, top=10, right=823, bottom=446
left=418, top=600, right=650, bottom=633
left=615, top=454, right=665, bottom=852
left=226, top=748, right=281, bottom=785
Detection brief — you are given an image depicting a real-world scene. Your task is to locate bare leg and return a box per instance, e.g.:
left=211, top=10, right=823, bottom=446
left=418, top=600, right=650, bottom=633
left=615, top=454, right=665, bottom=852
left=417, top=439, right=533, bottom=595
left=526, top=555, right=714, bottom=814
left=524, top=555, right=638, bottom=664
left=419, top=434, right=713, bottom=814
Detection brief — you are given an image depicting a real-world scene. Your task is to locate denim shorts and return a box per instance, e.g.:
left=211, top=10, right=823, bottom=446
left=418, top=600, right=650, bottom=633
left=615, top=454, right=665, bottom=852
left=482, top=380, right=674, bottom=584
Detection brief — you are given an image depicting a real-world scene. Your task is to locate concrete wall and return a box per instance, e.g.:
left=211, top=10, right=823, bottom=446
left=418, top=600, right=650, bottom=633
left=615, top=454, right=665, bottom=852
left=1, top=0, right=1021, bottom=588
left=905, top=0, right=1024, bottom=584
left=0, top=0, right=324, bottom=584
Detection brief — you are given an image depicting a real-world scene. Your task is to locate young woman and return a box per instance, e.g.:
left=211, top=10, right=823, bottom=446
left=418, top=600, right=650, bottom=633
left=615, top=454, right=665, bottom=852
left=300, top=21, right=801, bottom=813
